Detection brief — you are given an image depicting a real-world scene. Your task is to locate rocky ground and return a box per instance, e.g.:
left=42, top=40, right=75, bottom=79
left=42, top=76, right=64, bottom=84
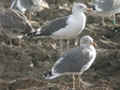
left=0, top=0, right=120, bottom=90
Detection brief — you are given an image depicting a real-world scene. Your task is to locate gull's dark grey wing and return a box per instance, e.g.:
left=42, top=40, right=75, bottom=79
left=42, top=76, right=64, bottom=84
left=40, top=16, right=68, bottom=36
left=53, top=48, right=92, bottom=74
left=26, top=16, right=68, bottom=37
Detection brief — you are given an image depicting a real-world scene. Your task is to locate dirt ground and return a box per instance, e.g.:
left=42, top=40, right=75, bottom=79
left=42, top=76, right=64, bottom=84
left=0, top=0, right=120, bottom=90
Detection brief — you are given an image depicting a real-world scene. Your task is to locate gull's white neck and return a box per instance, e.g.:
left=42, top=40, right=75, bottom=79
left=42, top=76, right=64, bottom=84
left=65, top=10, right=86, bottom=36
left=69, top=10, right=86, bottom=24
left=80, top=44, right=96, bottom=72
left=80, top=44, right=95, bottom=50
left=72, top=10, right=85, bottom=16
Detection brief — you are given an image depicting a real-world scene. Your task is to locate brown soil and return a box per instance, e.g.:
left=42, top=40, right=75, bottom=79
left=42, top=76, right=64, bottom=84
left=0, top=0, right=120, bottom=90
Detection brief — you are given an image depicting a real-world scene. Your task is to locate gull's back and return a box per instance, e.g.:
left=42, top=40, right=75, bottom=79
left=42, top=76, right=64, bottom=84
left=53, top=47, right=94, bottom=74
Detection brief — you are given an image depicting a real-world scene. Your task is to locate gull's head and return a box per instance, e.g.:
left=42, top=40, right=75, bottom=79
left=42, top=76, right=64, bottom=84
left=72, top=3, right=87, bottom=13
left=80, top=35, right=96, bottom=47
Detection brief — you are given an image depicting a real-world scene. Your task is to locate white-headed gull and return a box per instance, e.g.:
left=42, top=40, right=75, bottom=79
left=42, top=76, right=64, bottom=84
left=44, top=35, right=97, bottom=89
left=26, top=3, right=90, bottom=54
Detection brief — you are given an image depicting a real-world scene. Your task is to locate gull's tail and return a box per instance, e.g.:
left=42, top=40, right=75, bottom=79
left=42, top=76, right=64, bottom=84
left=91, top=5, right=96, bottom=10
left=43, top=71, right=61, bottom=80
left=24, top=28, right=42, bottom=38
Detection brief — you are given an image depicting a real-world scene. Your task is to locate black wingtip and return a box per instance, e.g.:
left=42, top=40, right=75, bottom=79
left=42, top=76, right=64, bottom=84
left=22, top=32, right=34, bottom=39
left=92, top=5, right=96, bottom=10
left=25, top=32, right=36, bottom=37
left=43, top=71, right=53, bottom=79
left=23, top=31, right=41, bottom=39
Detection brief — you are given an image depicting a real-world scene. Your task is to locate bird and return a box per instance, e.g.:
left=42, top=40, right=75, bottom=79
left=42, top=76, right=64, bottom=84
left=10, top=0, right=49, bottom=21
left=90, top=0, right=120, bottom=25
left=44, top=35, right=97, bottom=89
left=25, top=2, right=91, bottom=54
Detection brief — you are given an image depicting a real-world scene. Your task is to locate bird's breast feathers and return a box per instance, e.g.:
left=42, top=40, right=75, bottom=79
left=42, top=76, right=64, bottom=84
left=81, top=47, right=96, bottom=71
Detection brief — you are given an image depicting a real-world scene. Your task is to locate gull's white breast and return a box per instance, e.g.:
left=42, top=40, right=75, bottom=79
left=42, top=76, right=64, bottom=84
left=51, top=12, right=86, bottom=39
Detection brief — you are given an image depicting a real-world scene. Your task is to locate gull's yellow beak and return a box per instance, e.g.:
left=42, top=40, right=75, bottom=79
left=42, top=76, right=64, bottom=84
left=87, top=8, right=93, bottom=12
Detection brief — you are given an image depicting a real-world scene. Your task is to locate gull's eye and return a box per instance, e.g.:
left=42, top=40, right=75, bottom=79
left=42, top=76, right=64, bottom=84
left=79, top=5, right=83, bottom=8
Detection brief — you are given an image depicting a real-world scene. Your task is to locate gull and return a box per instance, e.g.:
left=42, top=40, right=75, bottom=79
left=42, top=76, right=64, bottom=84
left=91, top=0, right=120, bottom=25
left=44, top=35, right=97, bottom=89
left=10, top=0, right=49, bottom=20
left=25, top=3, right=90, bottom=54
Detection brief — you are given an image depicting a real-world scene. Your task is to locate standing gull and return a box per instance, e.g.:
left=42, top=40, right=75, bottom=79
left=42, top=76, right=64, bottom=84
left=44, top=35, right=96, bottom=89
left=26, top=3, right=90, bottom=53
left=91, top=0, right=120, bottom=25
left=10, top=0, right=49, bottom=20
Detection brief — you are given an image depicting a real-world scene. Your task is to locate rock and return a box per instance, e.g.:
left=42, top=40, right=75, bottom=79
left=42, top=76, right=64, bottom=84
left=0, top=8, right=34, bottom=38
